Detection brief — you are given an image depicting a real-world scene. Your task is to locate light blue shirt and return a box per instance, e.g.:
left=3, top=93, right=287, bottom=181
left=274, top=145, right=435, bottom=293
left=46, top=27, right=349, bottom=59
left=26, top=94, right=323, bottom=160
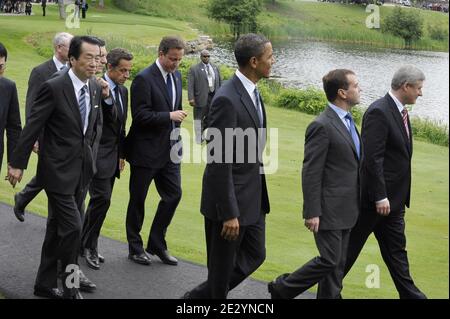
left=68, top=69, right=90, bottom=134
left=52, top=55, right=66, bottom=71
left=328, top=102, right=351, bottom=131
left=105, top=73, right=122, bottom=112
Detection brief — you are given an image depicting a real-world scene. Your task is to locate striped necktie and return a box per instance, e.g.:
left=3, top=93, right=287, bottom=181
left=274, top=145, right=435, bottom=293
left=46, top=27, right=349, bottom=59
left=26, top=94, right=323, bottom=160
left=344, top=113, right=360, bottom=159
left=79, top=85, right=88, bottom=130
left=401, top=108, right=410, bottom=139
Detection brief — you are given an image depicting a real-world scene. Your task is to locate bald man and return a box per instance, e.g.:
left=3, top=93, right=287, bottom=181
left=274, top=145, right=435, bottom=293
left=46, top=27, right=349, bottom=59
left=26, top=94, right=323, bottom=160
left=187, top=49, right=221, bottom=144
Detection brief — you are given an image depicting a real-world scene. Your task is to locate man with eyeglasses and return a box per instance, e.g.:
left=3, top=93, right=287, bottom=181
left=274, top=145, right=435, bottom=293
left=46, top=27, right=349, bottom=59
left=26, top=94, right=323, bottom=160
left=188, top=49, right=222, bottom=144
left=13, top=32, right=73, bottom=223
left=0, top=42, right=22, bottom=177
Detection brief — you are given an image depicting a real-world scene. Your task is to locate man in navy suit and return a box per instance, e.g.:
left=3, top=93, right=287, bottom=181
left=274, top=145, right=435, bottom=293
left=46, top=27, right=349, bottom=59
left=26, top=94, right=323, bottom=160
left=343, top=65, right=427, bottom=299
left=0, top=42, right=22, bottom=176
left=125, top=36, right=187, bottom=266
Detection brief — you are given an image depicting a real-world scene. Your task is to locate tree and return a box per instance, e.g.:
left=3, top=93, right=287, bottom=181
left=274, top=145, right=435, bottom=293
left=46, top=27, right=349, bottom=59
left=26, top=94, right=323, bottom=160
left=383, top=7, right=424, bottom=48
left=207, top=0, right=263, bottom=38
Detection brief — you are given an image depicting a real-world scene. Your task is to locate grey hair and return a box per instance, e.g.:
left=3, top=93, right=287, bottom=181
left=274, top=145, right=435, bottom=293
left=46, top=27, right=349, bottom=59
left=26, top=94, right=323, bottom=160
left=391, top=65, right=425, bottom=90
left=53, top=32, right=73, bottom=49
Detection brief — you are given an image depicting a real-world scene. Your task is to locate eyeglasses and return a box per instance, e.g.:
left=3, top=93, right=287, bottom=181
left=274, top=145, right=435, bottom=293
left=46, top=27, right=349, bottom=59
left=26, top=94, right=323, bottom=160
left=0, top=64, right=6, bottom=71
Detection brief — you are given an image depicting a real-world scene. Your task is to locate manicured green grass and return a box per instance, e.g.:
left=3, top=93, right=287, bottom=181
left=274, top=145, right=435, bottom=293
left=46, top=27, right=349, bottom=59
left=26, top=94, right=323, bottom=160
left=0, top=2, right=448, bottom=299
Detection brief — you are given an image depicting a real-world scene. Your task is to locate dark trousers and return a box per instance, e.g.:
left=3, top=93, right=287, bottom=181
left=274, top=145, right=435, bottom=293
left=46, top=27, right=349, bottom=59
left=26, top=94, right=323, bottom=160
left=344, top=209, right=427, bottom=299
left=35, top=186, right=85, bottom=296
left=274, top=229, right=350, bottom=299
left=189, top=214, right=266, bottom=299
left=193, top=92, right=214, bottom=144
left=81, top=176, right=115, bottom=250
left=126, top=163, right=182, bottom=255
left=42, top=6, right=45, bottom=16
left=16, top=175, right=43, bottom=210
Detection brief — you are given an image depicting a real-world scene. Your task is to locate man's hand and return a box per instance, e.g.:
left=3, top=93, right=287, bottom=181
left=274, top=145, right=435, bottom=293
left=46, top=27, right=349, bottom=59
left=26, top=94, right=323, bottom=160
left=376, top=199, right=390, bottom=216
left=305, top=217, right=320, bottom=233
left=170, top=110, right=188, bottom=123
left=6, top=165, right=23, bottom=188
left=221, top=217, right=239, bottom=241
left=32, top=140, right=39, bottom=154
left=189, top=99, right=195, bottom=107
left=97, top=77, right=110, bottom=98
left=119, top=158, right=125, bottom=172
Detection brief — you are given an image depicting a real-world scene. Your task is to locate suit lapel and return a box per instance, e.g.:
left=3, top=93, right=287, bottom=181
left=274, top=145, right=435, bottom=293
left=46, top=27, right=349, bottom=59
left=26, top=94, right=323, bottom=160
left=385, top=94, right=412, bottom=155
left=233, top=75, right=260, bottom=129
left=326, top=106, right=359, bottom=160
left=151, top=64, right=172, bottom=110
left=87, top=77, right=99, bottom=136
left=62, top=73, right=83, bottom=133
left=174, top=72, right=182, bottom=110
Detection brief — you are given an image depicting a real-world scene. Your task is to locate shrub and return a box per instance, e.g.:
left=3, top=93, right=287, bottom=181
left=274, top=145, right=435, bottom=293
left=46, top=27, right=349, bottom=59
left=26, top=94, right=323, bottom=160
left=411, top=118, right=449, bottom=147
left=275, top=87, right=327, bottom=115
left=427, top=24, right=449, bottom=41
left=382, top=7, right=424, bottom=48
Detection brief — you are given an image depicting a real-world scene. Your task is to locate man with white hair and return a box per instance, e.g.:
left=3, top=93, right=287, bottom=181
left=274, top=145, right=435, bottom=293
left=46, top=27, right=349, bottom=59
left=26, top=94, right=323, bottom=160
left=343, top=65, right=427, bottom=299
left=13, top=32, right=73, bottom=222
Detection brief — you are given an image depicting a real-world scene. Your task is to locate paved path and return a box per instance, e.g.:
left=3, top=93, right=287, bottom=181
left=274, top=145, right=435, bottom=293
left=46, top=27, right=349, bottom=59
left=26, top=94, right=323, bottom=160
left=0, top=202, right=313, bottom=299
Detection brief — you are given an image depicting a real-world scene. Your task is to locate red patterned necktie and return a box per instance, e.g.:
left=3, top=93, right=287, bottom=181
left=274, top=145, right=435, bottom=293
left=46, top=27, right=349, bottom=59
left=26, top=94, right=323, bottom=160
left=401, top=108, right=410, bottom=139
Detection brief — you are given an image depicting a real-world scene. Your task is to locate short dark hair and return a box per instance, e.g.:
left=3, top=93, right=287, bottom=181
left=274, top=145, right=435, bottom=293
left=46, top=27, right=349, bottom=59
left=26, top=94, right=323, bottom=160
left=68, top=36, right=101, bottom=61
left=0, top=42, right=7, bottom=61
left=107, top=48, right=134, bottom=68
left=322, top=69, right=355, bottom=102
left=92, top=36, right=106, bottom=48
left=234, top=33, right=270, bottom=68
left=158, top=36, right=185, bottom=55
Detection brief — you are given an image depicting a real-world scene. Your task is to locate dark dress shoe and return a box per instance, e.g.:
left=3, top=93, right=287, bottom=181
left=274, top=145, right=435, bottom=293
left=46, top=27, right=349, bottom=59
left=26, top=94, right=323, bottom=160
left=98, top=253, right=105, bottom=263
left=85, top=248, right=100, bottom=270
left=34, top=286, right=63, bottom=299
left=13, top=193, right=25, bottom=222
left=268, top=281, right=283, bottom=299
left=146, top=249, right=178, bottom=266
left=128, top=252, right=151, bottom=265
left=79, top=270, right=96, bottom=292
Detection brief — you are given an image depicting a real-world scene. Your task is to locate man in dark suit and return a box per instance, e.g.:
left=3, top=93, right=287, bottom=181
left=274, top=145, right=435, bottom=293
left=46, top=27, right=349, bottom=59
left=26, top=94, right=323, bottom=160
left=41, top=0, right=46, bottom=16
left=7, top=36, right=106, bottom=299
left=188, top=49, right=221, bottom=144
left=343, top=65, right=427, bottom=299
left=125, top=36, right=187, bottom=266
left=13, top=32, right=73, bottom=222
left=81, top=48, right=133, bottom=270
left=0, top=42, right=22, bottom=176
left=184, top=33, right=273, bottom=299
left=268, top=69, right=362, bottom=299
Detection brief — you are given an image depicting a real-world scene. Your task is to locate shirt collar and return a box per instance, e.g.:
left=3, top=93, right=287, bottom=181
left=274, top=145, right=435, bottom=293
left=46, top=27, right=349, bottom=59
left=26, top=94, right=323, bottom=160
left=388, top=90, right=405, bottom=114
left=156, top=59, right=169, bottom=81
left=328, top=102, right=349, bottom=120
left=235, top=69, right=256, bottom=97
left=53, top=55, right=66, bottom=71
left=104, top=73, right=116, bottom=91
left=68, top=68, right=89, bottom=94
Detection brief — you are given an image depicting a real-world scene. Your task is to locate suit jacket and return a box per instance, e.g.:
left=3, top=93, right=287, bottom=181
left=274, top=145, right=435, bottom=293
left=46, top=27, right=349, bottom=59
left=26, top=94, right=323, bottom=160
left=302, top=106, right=361, bottom=230
left=200, top=75, right=270, bottom=226
left=10, top=71, right=103, bottom=194
left=95, top=82, right=128, bottom=179
left=125, top=62, right=183, bottom=168
left=25, top=58, right=58, bottom=122
left=0, top=77, right=22, bottom=172
left=360, top=93, right=413, bottom=213
left=187, top=62, right=221, bottom=108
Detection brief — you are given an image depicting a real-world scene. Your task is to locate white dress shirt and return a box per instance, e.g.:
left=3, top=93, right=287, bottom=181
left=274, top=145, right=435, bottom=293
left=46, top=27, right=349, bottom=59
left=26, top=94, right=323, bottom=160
left=156, top=59, right=176, bottom=110
left=53, top=55, right=67, bottom=71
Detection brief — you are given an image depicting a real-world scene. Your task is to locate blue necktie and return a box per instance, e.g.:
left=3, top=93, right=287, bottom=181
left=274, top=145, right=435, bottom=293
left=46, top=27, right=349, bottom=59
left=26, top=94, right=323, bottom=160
left=113, top=85, right=123, bottom=118
left=254, top=88, right=263, bottom=127
left=79, top=85, right=88, bottom=131
left=345, top=113, right=360, bottom=159
left=166, top=73, right=173, bottom=110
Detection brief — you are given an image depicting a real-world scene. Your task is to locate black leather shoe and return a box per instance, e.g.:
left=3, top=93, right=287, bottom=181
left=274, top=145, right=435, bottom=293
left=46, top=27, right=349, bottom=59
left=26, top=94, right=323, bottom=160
left=128, top=252, right=151, bottom=265
left=13, top=193, right=25, bottom=222
left=146, top=249, right=178, bottom=266
left=98, top=253, right=105, bottom=263
left=268, top=281, right=283, bottom=299
left=85, top=248, right=100, bottom=270
left=34, top=286, right=63, bottom=299
left=79, top=270, right=96, bottom=292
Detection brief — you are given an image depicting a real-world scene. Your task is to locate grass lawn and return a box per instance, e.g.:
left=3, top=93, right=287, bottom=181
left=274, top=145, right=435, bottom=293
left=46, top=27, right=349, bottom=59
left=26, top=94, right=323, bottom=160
left=0, top=1, right=448, bottom=299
